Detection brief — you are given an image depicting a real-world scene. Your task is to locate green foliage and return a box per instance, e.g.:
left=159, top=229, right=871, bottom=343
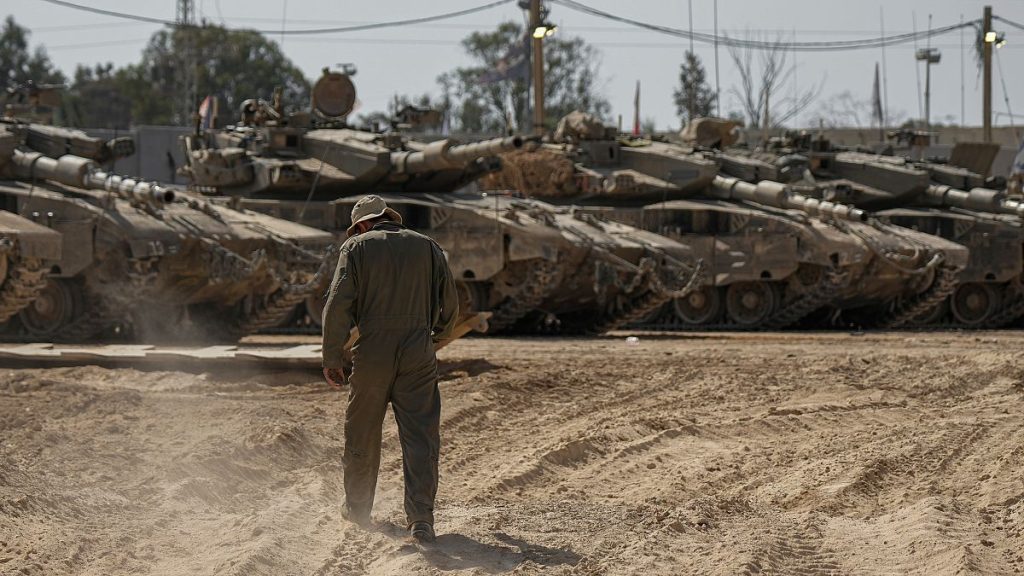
left=108, top=25, right=310, bottom=126
left=0, top=16, right=65, bottom=92
left=438, top=21, right=610, bottom=133
left=673, top=51, right=716, bottom=126
left=63, top=64, right=133, bottom=128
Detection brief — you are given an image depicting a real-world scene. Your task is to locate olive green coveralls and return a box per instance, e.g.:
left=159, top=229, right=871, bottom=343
left=321, top=221, right=459, bottom=526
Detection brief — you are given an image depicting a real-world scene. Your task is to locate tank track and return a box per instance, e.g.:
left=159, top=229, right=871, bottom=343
left=233, top=245, right=338, bottom=336
left=0, top=259, right=48, bottom=324
left=880, top=264, right=961, bottom=329
left=576, top=258, right=701, bottom=334
left=486, top=258, right=561, bottom=334
left=235, top=285, right=311, bottom=335
left=981, top=286, right=1024, bottom=328
left=761, top=269, right=848, bottom=330
left=630, top=265, right=843, bottom=332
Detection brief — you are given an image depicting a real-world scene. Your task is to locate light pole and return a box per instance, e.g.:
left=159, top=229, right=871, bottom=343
left=916, top=47, right=941, bottom=131
left=528, top=0, right=556, bottom=135
left=982, top=6, right=1006, bottom=142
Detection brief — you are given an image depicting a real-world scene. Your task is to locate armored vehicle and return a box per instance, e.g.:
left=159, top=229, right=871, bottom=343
left=0, top=117, right=335, bottom=342
left=179, top=69, right=701, bottom=333
left=481, top=112, right=966, bottom=329
left=722, top=135, right=1024, bottom=327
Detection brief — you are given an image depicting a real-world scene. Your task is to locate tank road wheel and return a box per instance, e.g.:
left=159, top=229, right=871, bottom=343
left=950, top=283, right=1001, bottom=326
left=725, top=281, right=778, bottom=328
left=672, top=285, right=723, bottom=325
left=18, top=278, right=82, bottom=337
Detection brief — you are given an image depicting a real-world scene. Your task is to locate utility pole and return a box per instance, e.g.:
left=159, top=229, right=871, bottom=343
left=983, top=5, right=993, bottom=142
left=916, top=47, right=941, bottom=131
left=176, top=0, right=197, bottom=127
left=530, top=0, right=545, bottom=135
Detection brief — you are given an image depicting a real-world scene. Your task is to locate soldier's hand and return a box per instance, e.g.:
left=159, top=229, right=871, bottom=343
left=323, top=367, right=347, bottom=388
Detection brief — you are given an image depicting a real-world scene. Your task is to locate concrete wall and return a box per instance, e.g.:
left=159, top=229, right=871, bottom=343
left=86, top=126, right=191, bottom=183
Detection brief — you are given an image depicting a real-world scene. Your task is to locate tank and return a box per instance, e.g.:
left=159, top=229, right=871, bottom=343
left=0, top=116, right=335, bottom=342
left=179, top=69, right=703, bottom=333
left=481, top=111, right=966, bottom=329
left=706, top=176, right=969, bottom=327
left=728, top=135, right=1024, bottom=328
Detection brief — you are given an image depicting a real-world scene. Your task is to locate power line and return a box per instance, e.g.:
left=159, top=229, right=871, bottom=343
left=549, top=0, right=978, bottom=52
left=36, top=0, right=516, bottom=35
left=38, top=0, right=170, bottom=25
left=994, top=15, right=1024, bottom=33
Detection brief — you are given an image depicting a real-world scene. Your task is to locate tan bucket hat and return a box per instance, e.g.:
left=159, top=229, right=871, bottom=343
left=346, top=195, right=403, bottom=237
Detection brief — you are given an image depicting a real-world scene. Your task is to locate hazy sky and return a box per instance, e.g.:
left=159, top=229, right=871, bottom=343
left=7, top=0, right=1022, bottom=130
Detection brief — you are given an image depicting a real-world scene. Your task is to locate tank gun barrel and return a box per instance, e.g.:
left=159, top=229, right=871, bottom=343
left=12, top=150, right=175, bottom=206
left=925, top=185, right=1024, bottom=218
left=391, top=136, right=524, bottom=174
left=710, top=175, right=869, bottom=222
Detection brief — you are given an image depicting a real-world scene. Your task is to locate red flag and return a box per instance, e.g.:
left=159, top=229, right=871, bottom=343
left=632, top=80, right=641, bottom=136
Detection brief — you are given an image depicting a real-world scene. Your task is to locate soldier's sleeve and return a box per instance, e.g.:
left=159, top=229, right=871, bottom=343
left=431, top=241, right=460, bottom=343
left=321, top=243, right=359, bottom=369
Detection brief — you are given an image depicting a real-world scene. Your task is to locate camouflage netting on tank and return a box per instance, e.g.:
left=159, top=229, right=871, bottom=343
left=553, top=111, right=610, bottom=142
left=680, top=118, right=740, bottom=149
left=479, top=149, right=579, bottom=198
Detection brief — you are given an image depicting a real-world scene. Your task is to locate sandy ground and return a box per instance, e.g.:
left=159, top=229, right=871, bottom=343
left=1, top=331, right=1023, bottom=575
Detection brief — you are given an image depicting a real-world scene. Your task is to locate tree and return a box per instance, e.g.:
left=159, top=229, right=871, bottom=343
left=806, top=91, right=908, bottom=129
left=64, top=64, right=133, bottom=129
left=673, top=51, right=716, bottom=126
left=439, top=21, right=610, bottom=133
left=0, top=16, right=64, bottom=92
left=102, top=24, right=310, bottom=126
left=726, top=33, right=821, bottom=132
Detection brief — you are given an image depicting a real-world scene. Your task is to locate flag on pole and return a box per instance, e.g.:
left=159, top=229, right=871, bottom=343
left=632, top=80, right=641, bottom=136
left=871, top=63, right=884, bottom=127
left=198, top=95, right=215, bottom=130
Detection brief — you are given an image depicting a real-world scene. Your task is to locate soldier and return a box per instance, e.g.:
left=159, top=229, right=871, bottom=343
left=321, top=195, right=459, bottom=544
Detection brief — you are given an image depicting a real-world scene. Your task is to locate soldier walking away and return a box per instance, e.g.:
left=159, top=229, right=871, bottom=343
left=321, top=195, right=459, bottom=544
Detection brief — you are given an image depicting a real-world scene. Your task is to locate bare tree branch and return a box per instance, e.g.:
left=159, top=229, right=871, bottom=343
left=726, top=32, right=822, bottom=133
